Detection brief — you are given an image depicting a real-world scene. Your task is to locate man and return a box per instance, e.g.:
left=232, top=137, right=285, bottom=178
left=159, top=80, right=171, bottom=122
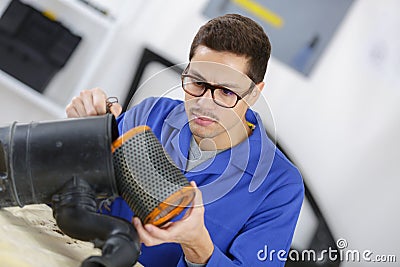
left=66, top=14, right=304, bottom=267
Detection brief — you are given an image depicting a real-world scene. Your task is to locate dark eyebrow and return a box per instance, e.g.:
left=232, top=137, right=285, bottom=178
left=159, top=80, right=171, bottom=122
left=188, top=69, right=241, bottom=89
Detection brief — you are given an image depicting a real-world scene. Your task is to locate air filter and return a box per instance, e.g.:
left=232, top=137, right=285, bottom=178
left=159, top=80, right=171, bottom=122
left=112, top=126, right=195, bottom=226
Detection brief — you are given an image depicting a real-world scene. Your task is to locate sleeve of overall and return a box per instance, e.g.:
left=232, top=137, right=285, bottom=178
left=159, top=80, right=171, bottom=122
left=116, top=97, right=160, bottom=134
left=177, top=175, right=304, bottom=266
left=116, top=97, right=183, bottom=137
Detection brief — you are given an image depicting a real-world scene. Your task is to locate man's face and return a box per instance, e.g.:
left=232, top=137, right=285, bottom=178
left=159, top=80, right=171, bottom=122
left=184, top=46, right=260, bottom=150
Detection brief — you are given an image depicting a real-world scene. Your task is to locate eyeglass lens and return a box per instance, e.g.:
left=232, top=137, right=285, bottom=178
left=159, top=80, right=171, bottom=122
left=182, top=76, right=240, bottom=108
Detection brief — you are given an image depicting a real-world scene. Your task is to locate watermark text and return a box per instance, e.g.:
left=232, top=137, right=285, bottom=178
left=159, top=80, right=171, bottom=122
left=257, top=238, right=397, bottom=263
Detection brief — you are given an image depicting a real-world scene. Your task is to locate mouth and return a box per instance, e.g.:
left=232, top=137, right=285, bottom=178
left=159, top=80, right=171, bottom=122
left=191, top=113, right=217, bottom=127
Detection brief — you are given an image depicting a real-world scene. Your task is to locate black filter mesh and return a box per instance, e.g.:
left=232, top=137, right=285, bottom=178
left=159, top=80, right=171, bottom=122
left=112, top=127, right=194, bottom=224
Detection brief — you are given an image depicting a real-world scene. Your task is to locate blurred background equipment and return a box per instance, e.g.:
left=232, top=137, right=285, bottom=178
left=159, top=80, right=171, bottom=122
left=0, top=0, right=81, bottom=92
left=203, top=0, right=354, bottom=76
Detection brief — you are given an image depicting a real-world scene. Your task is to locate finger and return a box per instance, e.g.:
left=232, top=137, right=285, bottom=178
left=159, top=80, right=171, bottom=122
left=132, top=217, right=163, bottom=246
left=110, top=103, right=123, bottom=117
left=174, top=182, right=202, bottom=222
left=70, top=96, right=88, bottom=117
left=92, top=89, right=107, bottom=114
left=180, top=205, right=194, bottom=221
left=190, top=181, right=204, bottom=208
left=80, top=90, right=99, bottom=116
left=92, top=88, right=110, bottom=115
left=160, top=221, right=173, bottom=229
left=177, top=181, right=199, bottom=220
left=133, top=217, right=155, bottom=244
left=65, top=103, right=79, bottom=118
left=143, top=223, right=174, bottom=242
left=131, top=217, right=144, bottom=243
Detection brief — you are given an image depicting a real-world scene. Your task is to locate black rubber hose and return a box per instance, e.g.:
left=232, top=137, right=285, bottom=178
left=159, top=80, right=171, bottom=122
left=52, top=177, right=141, bottom=267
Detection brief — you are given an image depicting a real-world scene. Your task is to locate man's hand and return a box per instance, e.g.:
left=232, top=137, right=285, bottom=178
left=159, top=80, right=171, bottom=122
left=132, top=181, right=214, bottom=264
left=65, top=88, right=122, bottom=118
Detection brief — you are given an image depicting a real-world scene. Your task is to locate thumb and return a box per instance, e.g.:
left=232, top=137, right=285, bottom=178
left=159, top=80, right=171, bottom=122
left=109, top=103, right=123, bottom=117
left=190, top=181, right=203, bottom=208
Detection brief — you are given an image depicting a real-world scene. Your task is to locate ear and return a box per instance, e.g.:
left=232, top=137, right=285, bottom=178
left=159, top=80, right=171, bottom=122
left=246, top=82, right=265, bottom=106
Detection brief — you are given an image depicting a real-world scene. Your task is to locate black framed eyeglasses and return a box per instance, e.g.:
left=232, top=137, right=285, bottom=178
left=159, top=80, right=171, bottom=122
left=181, top=74, right=255, bottom=108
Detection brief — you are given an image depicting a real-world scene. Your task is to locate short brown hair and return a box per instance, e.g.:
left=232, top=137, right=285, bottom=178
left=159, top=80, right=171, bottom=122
left=189, top=14, right=271, bottom=83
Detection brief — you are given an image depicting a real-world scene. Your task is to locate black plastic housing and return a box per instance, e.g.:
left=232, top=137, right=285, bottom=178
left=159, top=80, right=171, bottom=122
left=0, top=114, right=118, bottom=207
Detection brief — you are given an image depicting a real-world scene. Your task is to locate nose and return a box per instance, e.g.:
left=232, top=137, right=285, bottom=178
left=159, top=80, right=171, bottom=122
left=196, top=88, right=215, bottom=108
left=202, top=87, right=213, bottom=99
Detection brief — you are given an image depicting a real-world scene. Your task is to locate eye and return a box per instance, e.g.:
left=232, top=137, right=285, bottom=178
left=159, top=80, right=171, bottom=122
left=190, top=80, right=206, bottom=91
left=194, top=81, right=204, bottom=87
left=220, top=88, right=235, bottom=96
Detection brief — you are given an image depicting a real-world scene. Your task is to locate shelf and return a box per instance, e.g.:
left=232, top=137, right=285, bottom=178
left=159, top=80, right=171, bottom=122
left=27, top=0, right=113, bottom=28
left=0, top=0, right=123, bottom=107
left=0, top=70, right=65, bottom=117
left=0, top=0, right=134, bottom=122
